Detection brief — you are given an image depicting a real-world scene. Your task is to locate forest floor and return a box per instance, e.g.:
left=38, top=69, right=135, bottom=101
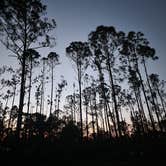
left=0, top=133, right=166, bottom=166
left=1, top=138, right=166, bottom=166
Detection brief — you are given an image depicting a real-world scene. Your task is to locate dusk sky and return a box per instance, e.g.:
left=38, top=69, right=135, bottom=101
left=1, top=0, right=166, bottom=80
left=1, top=1, right=166, bottom=159
left=43, top=0, right=166, bottom=81
left=0, top=0, right=166, bottom=112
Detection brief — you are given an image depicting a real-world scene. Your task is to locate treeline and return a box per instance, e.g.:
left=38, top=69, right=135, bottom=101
left=0, top=0, right=166, bottom=145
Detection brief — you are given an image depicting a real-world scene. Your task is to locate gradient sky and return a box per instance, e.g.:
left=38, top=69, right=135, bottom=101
left=0, top=0, right=166, bottom=112
left=43, top=0, right=166, bottom=81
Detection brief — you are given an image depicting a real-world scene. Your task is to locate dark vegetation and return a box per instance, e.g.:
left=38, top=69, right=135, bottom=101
left=0, top=0, right=166, bottom=165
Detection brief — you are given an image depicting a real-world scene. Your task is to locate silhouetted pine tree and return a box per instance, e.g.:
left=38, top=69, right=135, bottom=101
left=0, top=0, right=56, bottom=139
left=66, top=42, right=91, bottom=141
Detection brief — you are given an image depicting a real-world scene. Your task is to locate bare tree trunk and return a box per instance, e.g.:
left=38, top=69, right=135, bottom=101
left=90, top=99, right=95, bottom=138
left=40, top=60, right=45, bottom=115
left=153, top=96, right=163, bottom=131
left=49, top=61, right=54, bottom=116
left=137, top=89, right=149, bottom=132
left=107, top=60, right=122, bottom=137
left=94, top=99, right=99, bottom=137
left=100, top=108, right=106, bottom=133
left=134, top=90, right=145, bottom=134
left=98, top=65, right=112, bottom=138
left=136, top=66, right=156, bottom=131
left=73, top=92, right=76, bottom=123
left=27, top=59, right=32, bottom=115
left=157, top=87, right=166, bottom=118
left=12, top=85, right=16, bottom=107
left=16, top=7, right=27, bottom=140
left=107, top=102, right=118, bottom=138
left=77, top=64, right=83, bottom=141
left=8, top=85, right=16, bottom=129
left=142, top=58, right=162, bottom=131
left=16, top=52, right=26, bottom=140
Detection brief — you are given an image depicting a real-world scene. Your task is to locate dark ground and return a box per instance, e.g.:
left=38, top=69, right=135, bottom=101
left=1, top=134, right=166, bottom=166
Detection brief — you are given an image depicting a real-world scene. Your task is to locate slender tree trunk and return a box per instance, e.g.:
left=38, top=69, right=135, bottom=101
left=127, top=54, right=155, bottom=131
left=25, top=59, right=33, bottom=139
left=73, top=93, right=76, bottom=123
left=16, top=52, right=26, bottom=139
left=40, top=60, right=45, bottom=115
left=77, top=64, right=83, bottom=141
left=100, top=107, right=106, bottom=133
left=16, top=7, right=27, bottom=140
left=137, top=89, right=149, bottom=131
left=134, top=90, right=145, bottom=134
left=107, top=102, right=118, bottom=137
left=142, top=58, right=162, bottom=131
left=127, top=57, right=145, bottom=132
left=107, top=60, right=122, bottom=137
left=27, top=59, right=32, bottom=115
left=153, top=96, right=163, bottom=131
left=90, top=99, right=95, bottom=138
left=11, top=85, right=16, bottom=107
left=94, top=98, right=99, bottom=137
left=8, top=85, right=16, bottom=129
left=103, top=105, right=109, bottom=134
left=97, top=64, right=112, bottom=138
left=136, top=65, right=156, bottom=131
left=157, top=87, right=166, bottom=117
left=85, top=104, right=89, bottom=138
left=155, top=96, right=163, bottom=121
left=49, top=62, right=54, bottom=116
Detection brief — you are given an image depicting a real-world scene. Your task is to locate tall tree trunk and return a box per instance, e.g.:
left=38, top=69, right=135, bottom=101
left=136, top=65, right=156, bottom=131
left=27, top=59, right=32, bottom=115
left=142, top=58, right=162, bottom=131
left=85, top=104, right=89, bottom=138
left=94, top=98, right=99, bottom=137
left=16, top=52, right=26, bottom=140
left=103, top=104, right=109, bottom=134
left=90, top=99, right=95, bottom=139
left=127, top=55, right=154, bottom=131
left=49, top=62, right=54, bottom=116
left=156, top=86, right=166, bottom=118
left=73, top=92, right=76, bottom=123
left=137, top=89, right=149, bottom=131
left=97, top=64, right=112, bottom=138
left=99, top=106, right=106, bottom=133
left=107, top=60, right=122, bottom=137
left=11, top=85, right=16, bottom=107
left=77, top=64, right=83, bottom=141
left=134, top=90, right=145, bottom=134
left=8, top=85, right=16, bottom=129
left=16, top=7, right=27, bottom=140
left=153, top=96, right=163, bottom=131
left=25, top=59, right=33, bottom=139
left=107, top=102, right=118, bottom=138
left=40, top=62, right=44, bottom=115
